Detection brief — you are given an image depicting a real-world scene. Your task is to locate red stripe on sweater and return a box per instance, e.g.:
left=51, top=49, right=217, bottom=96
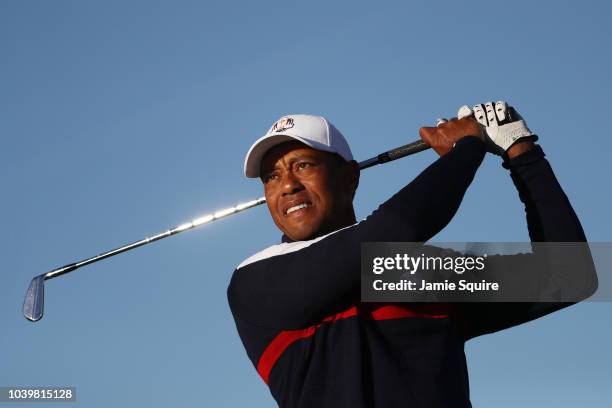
left=256, top=304, right=451, bottom=384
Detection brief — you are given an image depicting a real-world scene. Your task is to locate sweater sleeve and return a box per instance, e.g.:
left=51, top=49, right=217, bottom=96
left=228, top=137, right=486, bottom=329
left=461, top=145, right=597, bottom=339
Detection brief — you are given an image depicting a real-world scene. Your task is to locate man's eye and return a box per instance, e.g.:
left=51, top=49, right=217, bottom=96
left=296, top=162, right=313, bottom=170
left=263, top=173, right=279, bottom=183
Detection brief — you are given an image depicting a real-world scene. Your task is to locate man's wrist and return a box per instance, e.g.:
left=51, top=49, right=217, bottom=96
left=502, top=142, right=545, bottom=170
left=504, top=138, right=536, bottom=160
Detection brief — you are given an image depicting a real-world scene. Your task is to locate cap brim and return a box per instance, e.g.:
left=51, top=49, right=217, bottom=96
left=243, top=133, right=339, bottom=178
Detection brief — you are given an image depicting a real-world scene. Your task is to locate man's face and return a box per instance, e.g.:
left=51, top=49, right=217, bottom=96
left=260, top=141, right=358, bottom=241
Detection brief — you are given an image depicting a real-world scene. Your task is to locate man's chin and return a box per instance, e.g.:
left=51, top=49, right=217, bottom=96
left=283, top=224, right=322, bottom=242
left=285, top=231, right=317, bottom=242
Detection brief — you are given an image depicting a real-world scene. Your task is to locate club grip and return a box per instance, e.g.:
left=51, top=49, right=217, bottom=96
left=386, top=140, right=431, bottom=161
left=358, top=139, right=431, bottom=170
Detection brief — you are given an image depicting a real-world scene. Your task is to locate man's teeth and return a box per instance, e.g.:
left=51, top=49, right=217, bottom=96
left=286, top=203, right=309, bottom=214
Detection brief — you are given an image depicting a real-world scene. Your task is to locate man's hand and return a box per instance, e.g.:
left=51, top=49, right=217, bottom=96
left=458, top=101, right=537, bottom=157
left=419, top=117, right=484, bottom=156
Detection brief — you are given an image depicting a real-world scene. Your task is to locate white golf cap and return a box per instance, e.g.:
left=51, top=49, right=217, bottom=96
left=244, top=114, right=353, bottom=178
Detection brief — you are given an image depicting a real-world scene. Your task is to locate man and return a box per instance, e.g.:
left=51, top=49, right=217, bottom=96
left=227, top=104, right=595, bottom=407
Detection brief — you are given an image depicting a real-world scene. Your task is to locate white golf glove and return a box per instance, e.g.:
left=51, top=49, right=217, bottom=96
left=457, top=101, right=536, bottom=155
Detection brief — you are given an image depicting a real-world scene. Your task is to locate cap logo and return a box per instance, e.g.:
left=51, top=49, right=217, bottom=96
left=271, top=117, right=294, bottom=133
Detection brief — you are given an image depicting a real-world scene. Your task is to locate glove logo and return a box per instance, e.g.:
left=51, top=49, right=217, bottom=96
left=272, top=117, right=295, bottom=133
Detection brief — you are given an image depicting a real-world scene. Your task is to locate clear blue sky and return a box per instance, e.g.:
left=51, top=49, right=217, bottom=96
left=1, top=1, right=611, bottom=406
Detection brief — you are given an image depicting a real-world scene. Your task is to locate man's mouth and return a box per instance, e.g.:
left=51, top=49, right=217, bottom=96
left=285, top=202, right=312, bottom=215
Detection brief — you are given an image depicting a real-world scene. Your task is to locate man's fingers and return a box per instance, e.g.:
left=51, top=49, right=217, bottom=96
left=457, top=105, right=473, bottom=119
left=419, top=126, right=443, bottom=148
left=507, top=106, right=523, bottom=122
left=495, top=101, right=508, bottom=122
left=485, top=102, right=497, bottom=126
left=419, top=126, right=437, bottom=141
left=436, top=118, right=448, bottom=127
left=419, top=126, right=449, bottom=156
left=473, top=104, right=488, bottom=127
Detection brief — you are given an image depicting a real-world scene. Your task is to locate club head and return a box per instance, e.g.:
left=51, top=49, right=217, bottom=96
left=23, top=275, right=45, bottom=322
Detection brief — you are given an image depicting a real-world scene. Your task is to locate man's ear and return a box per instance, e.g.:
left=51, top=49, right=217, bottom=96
left=345, top=160, right=360, bottom=199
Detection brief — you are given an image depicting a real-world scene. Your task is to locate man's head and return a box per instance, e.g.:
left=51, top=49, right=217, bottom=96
left=244, top=115, right=359, bottom=241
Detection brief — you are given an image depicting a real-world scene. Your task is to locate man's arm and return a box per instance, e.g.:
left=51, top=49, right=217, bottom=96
left=228, top=136, right=486, bottom=329
left=460, top=103, right=597, bottom=338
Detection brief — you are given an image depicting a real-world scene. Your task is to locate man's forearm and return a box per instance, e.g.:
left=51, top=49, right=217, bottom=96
left=374, top=135, right=486, bottom=242
left=504, top=144, right=586, bottom=242
left=463, top=144, right=594, bottom=339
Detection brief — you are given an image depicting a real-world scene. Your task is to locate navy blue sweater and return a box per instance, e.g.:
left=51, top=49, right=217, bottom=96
left=227, top=137, right=594, bottom=407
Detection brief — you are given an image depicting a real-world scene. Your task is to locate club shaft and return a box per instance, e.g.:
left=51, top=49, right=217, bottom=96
left=42, top=139, right=430, bottom=281
left=42, top=197, right=267, bottom=280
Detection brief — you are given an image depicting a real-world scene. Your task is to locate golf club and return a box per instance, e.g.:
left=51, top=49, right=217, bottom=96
left=23, top=139, right=431, bottom=322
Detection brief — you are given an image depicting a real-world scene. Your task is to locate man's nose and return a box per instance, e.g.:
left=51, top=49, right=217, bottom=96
left=281, top=171, right=304, bottom=196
